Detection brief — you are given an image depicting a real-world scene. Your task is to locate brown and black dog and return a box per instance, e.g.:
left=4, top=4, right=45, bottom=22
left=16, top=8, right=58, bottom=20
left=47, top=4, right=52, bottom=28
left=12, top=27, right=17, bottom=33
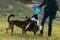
left=6, top=14, right=31, bottom=35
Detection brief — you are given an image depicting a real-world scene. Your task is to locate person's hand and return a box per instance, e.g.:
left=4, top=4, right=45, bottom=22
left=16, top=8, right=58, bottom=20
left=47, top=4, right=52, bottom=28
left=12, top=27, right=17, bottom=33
left=34, top=7, right=41, bottom=14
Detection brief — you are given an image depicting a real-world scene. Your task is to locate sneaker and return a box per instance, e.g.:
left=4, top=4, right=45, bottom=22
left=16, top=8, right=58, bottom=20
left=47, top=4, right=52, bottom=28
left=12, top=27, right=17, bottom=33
left=40, top=30, right=43, bottom=35
left=39, top=25, right=43, bottom=30
left=48, top=34, right=51, bottom=36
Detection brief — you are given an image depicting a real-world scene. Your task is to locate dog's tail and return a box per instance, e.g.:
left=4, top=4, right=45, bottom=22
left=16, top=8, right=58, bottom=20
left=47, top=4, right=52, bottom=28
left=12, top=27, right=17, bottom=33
left=7, top=14, right=15, bottom=22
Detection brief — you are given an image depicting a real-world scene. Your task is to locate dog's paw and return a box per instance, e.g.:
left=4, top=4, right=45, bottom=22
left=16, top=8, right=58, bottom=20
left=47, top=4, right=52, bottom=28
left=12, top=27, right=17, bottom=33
left=20, top=32, right=26, bottom=36
left=6, top=31, right=8, bottom=34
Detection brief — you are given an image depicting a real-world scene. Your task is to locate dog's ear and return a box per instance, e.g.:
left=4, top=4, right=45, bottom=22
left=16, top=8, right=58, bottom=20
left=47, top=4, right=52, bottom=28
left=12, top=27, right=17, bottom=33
left=26, top=16, right=31, bottom=20
left=28, top=16, right=31, bottom=20
left=25, top=16, right=29, bottom=19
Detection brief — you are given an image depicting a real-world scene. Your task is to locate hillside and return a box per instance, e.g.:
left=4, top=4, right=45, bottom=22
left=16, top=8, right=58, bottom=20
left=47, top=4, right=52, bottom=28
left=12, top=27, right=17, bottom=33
left=0, top=0, right=34, bottom=19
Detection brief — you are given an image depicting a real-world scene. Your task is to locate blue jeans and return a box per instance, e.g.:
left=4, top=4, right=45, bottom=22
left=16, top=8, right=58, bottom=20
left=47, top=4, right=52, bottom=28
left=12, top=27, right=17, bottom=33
left=40, top=13, right=53, bottom=36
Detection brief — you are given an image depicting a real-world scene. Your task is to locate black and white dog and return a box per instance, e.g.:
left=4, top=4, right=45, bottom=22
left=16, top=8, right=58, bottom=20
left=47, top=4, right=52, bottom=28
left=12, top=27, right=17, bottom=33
left=25, top=14, right=39, bottom=35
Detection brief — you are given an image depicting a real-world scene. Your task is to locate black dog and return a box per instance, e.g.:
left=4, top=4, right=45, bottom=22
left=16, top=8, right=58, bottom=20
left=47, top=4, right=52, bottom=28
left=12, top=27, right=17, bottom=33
left=25, top=14, right=39, bottom=35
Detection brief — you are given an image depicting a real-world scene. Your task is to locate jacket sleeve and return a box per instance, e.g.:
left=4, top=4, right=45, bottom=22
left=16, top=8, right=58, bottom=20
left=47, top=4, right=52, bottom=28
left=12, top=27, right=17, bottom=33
left=39, top=0, right=46, bottom=8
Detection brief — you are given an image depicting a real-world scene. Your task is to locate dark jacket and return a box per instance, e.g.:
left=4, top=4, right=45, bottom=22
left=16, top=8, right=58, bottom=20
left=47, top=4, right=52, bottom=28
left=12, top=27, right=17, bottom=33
left=39, top=0, right=58, bottom=19
left=39, top=0, right=58, bottom=11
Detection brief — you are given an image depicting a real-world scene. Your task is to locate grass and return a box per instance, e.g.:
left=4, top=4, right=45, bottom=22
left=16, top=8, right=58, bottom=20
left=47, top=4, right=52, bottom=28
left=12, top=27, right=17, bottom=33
left=0, top=21, right=60, bottom=40
left=0, top=0, right=60, bottom=40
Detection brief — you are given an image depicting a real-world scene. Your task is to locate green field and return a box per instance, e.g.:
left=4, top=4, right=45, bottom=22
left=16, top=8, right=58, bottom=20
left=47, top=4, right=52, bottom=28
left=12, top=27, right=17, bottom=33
left=0, top=0, right=60, bottom=40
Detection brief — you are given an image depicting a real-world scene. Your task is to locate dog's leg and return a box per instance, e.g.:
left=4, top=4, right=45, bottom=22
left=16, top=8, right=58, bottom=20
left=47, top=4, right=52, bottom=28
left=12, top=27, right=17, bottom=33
left=11, top=26, right=14, bottom=35
left=10, top=24, right=14, bottom=35
left=22, top=27, right=26, bottom=35
left=25, top=28, right=29, bottom=35
left=24, top=29, right=26, bottom=35
left=25, top=29, right=27, bottom=35
left=6, top=24, right=11, bottom=33
left=6, top=28, right=10, bottom=33
left=22, top=29, right=24, bottom=35
left=25, top=30, right=27, bottom=35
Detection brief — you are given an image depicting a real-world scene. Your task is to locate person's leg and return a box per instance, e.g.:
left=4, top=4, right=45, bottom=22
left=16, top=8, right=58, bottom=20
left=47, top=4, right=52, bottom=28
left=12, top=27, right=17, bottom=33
left=40, top=14, right=48, bottom=35
left=48, top=16, right=53, bottom=36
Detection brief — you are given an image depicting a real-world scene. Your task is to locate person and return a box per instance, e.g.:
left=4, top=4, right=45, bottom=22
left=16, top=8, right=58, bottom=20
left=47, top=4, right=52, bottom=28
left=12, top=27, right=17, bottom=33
left=38, top=0, right=58, bottom=36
